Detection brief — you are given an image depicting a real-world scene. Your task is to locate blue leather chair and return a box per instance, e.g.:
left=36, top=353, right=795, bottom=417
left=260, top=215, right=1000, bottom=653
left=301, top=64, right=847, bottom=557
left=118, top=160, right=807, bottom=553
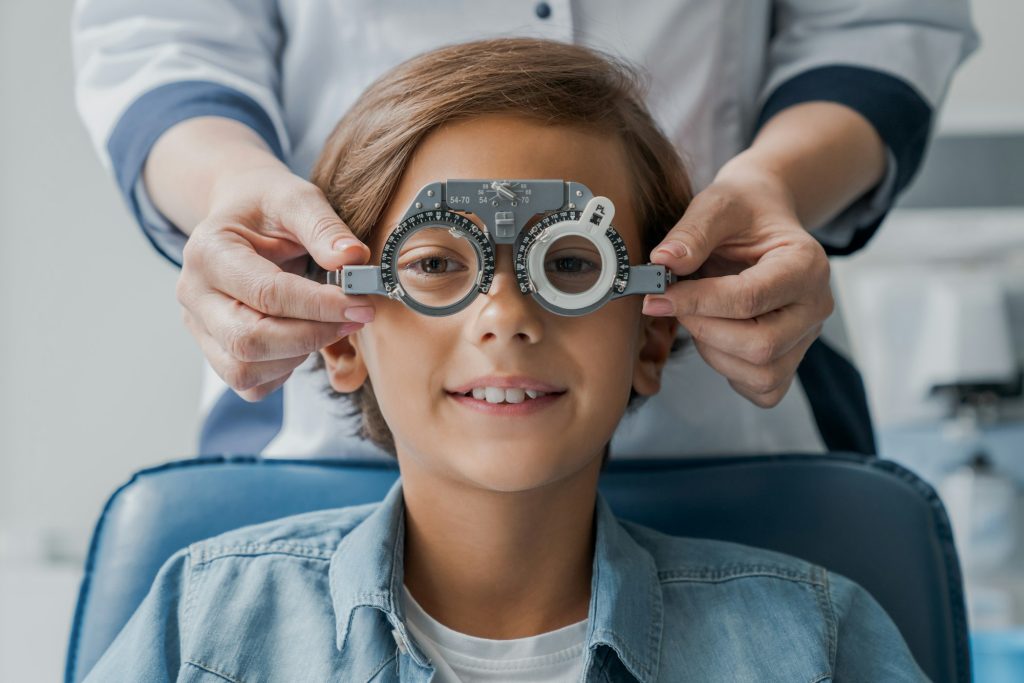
left=65, top=453, right=970, bottom=682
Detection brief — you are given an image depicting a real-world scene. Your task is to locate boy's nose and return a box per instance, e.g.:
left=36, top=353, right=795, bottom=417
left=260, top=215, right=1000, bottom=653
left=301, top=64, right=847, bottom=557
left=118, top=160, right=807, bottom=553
left=467, top=245, right=545, bottom=345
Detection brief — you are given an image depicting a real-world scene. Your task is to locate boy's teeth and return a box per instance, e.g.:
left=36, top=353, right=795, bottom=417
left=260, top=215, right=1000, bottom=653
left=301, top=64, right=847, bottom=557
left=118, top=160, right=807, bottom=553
left=468, top=387, right=548, bottom=403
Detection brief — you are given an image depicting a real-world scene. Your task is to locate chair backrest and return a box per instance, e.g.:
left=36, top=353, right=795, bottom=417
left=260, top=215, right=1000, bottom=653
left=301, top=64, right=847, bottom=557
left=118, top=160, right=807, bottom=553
left=65, top=453, right=970, bottom=683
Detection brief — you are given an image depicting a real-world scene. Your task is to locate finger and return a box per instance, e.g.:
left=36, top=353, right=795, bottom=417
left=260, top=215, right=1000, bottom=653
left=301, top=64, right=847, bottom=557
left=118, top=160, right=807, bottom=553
left=190, top=232, right=374, bottom=323
left=728, top=375, right=795, bottom=410
left=192, top=289, right=366, bottom=362
left=678, top=308, right=824, bottom=366
left=185, top=309, right=323, bottom=396
left=652, top=240, right=829, bottom=319
left=277, top=184, right=371, bottom=270
left=692, top=329, right=817, bottom=408
left=237, top=372, right=294, bottom=404
left=649, top=187, right=752, bottom=276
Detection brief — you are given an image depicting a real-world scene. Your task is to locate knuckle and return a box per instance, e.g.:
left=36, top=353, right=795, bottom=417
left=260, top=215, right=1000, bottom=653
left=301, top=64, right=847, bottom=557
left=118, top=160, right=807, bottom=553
left=270, top=177, right=312, bottom=206
left=299, top=182, right=329, bottom=207
left=226, top=323, right=265, bottom=362
left=735, top=278, right=760, bottom=318
left=238, top=384, right=270, bottom=402
left=222, top=361, right=258, bottom=392
left=698, top=184, right=738, bottom=216
left=800, top=237, right=831, bottom=278
left=174, top=276, right=191, bottom=308
left=236, top=389, right=261, bottom=403
left=315, top=290, right=342, bottom=323
left=739, top=377, right=789, bottom=408
left=673, top=222, right=710, bottom=258
left=313, top=324, right=341, bottom=350
left=682, top=316, right=707, bottom=342
left=761, top=368, right=782, bottom=395
left=748, top=335, right=779, bottom=366
left=308, top=213, right=345, bottom=245
left=818, top=250, right=832, bottom=281
left=759, top=381, right=792, bottom=408
left=239, top=373, right=291, bottom=403
left=186, top=226, right=221, bottom=259
left=749, top=391, right=781, bottom=409
left=820, top=290, right=836, bottom=319
left=750, top=366, right=786, bottom=395
left=181, top=235, right=203, bottom=271
left=248, top=275, right=280, bottom=315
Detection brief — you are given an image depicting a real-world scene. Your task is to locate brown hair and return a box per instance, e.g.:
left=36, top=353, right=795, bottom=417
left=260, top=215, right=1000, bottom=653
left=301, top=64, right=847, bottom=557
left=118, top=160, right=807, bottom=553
left=309, top=37, right=693, bottom=457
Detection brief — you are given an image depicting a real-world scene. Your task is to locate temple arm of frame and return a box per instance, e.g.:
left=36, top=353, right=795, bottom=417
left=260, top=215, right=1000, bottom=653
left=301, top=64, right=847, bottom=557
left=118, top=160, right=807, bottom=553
left=328, top=266, right=389, bottom=295
left=617, top=264, right=680, bottom=297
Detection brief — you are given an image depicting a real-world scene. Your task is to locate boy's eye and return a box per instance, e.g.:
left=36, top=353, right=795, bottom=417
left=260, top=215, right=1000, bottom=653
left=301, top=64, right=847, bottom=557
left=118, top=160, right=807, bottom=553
left=402, top=253, right=469, bottom=276
left=546, top=253, right=599, bottom=276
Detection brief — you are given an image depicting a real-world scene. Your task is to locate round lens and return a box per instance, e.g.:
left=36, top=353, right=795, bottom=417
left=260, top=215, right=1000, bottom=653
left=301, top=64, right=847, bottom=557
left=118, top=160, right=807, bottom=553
left=396, top=226, right=480, bottom=308
left=543, top=234, right=603, bottom=295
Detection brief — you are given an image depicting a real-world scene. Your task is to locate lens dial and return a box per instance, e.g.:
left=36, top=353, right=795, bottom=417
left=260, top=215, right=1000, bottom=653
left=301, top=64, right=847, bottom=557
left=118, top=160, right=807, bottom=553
left=381, top=210, right=494, bottom=315
left=514, top=208, right=631, bottom=316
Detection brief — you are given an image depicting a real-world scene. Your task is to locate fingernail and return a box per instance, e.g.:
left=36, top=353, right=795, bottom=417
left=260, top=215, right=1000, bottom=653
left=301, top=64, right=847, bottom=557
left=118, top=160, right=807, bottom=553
left=333, top=238, right=363, bottom=254
left=642, top=296, right=675, bottom=316
left=344, top=306, right=375, bottom=323
left=653, top=241, right=687, bottom=260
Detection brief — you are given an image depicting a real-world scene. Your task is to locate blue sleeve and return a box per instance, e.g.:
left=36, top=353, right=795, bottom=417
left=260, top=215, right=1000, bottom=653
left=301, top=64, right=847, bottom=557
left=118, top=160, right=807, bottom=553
left=755, top=0, right=979, bottom=255
left=107, top=82, right=285, bottom=268
left=828, top=572, right=931, bottom=681
left=81, top=548, right=191, bottom=682
left=71, top=0, right=289, bottom=268
left=756, top=66, right=927, bottom=256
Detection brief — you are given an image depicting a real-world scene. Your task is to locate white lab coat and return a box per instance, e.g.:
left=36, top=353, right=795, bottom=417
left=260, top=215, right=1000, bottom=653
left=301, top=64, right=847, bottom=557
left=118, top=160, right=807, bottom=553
left=71, top=0, right=979, bottom=458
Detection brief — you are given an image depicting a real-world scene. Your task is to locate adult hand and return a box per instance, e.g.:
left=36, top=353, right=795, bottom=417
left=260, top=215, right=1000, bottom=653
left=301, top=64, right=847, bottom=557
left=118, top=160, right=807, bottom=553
left=641, top=162, right=833, bottom=408
left=175, top=163, right=374, bottom=402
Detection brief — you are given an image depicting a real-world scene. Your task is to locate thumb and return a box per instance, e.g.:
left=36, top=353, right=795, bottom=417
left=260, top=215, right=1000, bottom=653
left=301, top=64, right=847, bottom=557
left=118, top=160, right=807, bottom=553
left=288, top=188, right=371, bottom=270
left=649, top=188, right=743, bottom=276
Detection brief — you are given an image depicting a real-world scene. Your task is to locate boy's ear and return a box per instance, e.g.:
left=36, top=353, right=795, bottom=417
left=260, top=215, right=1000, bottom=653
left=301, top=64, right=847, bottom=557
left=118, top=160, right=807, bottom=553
left=632, top=313, right=679, bottom=397
left=319, top=333, right=369, bottom=393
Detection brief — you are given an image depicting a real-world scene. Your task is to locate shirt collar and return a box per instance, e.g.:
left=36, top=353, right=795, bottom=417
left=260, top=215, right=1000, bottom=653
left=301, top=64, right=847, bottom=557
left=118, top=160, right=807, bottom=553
left=328, top=478, right=663, bottom=681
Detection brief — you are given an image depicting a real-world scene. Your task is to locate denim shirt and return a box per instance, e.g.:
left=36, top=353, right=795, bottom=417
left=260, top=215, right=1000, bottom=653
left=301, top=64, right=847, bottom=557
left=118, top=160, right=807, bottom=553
left=84, top=479, right=929, bottom=682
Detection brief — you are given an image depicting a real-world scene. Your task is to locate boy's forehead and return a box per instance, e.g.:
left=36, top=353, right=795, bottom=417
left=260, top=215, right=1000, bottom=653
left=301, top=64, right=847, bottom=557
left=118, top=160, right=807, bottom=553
left=379, top=115, right=639, bottom=243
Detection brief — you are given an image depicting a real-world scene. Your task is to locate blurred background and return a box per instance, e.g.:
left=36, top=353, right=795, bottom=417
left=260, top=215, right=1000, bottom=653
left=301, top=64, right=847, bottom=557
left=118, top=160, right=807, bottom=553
left=1, top=0, right=1021, bottom=680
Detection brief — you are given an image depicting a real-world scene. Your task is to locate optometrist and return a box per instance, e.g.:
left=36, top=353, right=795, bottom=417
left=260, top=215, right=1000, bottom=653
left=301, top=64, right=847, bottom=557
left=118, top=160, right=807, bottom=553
left=71, top=0, right=978, bottom=459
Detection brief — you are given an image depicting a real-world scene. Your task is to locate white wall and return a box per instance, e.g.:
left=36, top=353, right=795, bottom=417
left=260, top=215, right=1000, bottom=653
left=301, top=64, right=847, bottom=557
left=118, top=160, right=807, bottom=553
left=0, top=0, right=201, bottom=562
left=938, top=0, right=1024, bottom=133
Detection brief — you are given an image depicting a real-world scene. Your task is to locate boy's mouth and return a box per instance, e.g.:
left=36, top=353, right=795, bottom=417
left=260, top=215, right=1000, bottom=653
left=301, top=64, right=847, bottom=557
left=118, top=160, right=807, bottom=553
left=445, top=375, right=567, bottom=409
left=449, top=387, right=561, bottom=403
left=446, top=389, right=566, bottom=415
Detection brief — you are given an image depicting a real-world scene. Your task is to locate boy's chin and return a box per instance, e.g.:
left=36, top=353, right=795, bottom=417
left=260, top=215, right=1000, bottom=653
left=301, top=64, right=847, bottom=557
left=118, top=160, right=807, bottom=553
left=443, top=446, right=601, bottom=494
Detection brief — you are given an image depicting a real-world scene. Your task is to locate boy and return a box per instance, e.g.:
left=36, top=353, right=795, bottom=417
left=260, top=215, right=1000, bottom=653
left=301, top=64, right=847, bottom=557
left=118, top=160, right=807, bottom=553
left=85, top=38, right=927, bottom=682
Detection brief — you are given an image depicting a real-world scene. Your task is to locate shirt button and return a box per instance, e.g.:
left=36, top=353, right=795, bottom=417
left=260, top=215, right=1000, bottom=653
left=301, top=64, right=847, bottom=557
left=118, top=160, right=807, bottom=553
left=535, top=2, right=551, bottom=19
left=391, top=628, right=409, bottom=655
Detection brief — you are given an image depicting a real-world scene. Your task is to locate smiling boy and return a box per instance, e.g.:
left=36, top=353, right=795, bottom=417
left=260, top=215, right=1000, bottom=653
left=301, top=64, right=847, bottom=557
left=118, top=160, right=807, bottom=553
left=84, top=38, right=928, bottom=682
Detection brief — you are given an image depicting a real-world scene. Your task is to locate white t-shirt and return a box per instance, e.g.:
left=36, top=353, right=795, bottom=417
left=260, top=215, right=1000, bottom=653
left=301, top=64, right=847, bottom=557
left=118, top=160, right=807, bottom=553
left=401, top=584, right=589, bottom=683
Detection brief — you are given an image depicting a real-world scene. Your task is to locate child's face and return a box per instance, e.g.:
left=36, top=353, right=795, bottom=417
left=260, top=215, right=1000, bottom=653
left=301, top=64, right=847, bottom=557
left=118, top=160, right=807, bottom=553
left=321, top=114, right=677, bottom=492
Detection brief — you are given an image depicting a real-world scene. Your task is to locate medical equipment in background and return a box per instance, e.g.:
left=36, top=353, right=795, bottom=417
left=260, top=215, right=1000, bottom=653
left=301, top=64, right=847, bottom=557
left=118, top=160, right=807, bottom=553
left=323, top=179, right=675, bottom=316
left=836, top=225, right=1024, bottom=631
left=831, top=130, right=1024, bottom=653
